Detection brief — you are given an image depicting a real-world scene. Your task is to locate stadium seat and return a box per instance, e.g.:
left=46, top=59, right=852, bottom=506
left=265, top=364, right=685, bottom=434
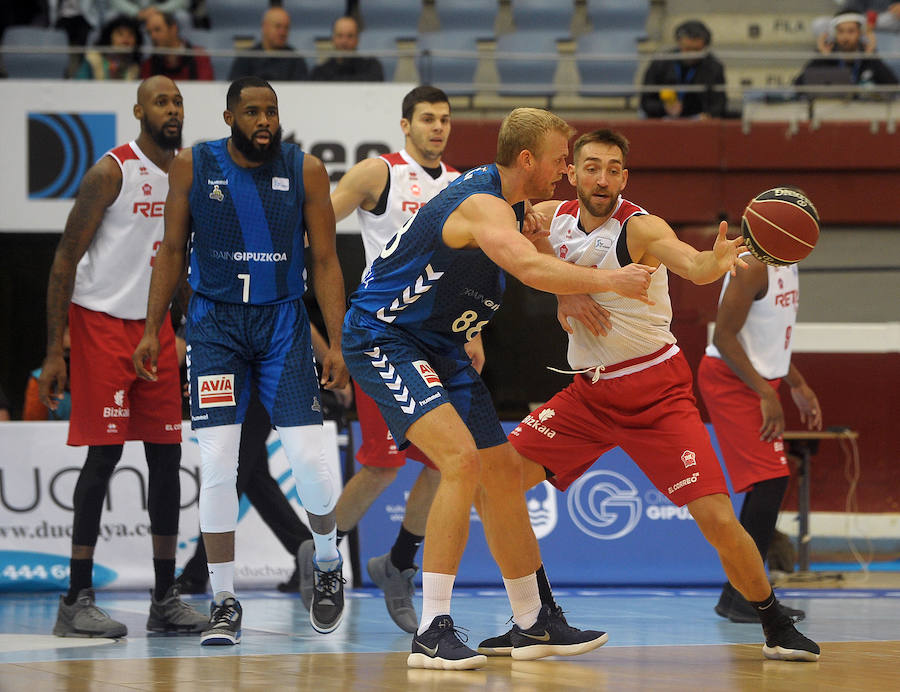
left=358, top=30, right=408, bottom=82
left=875, top=31, right=900, bottom=82
left=495, top=31, right=561, bottom=96
left=3, top=27, right=70, bottom=79
left=207, top=0, right=268, bottom=32
left=283, top=0, right=342, bottom=33
left=511, top=0, right=574, bottom=34
left=433, top=0, right=499, bottom=32
left=575, top=30, right=642, bottom=97
left=586, top=0, right=649, bottom=34
left=198, top=29, right=242, bottom=82
left=417, top=31, right=485, bottom=95
left=359, top=0, right=421, bottom=34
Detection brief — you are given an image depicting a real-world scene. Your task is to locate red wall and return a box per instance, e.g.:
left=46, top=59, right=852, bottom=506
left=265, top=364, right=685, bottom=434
left=447, top=119, right=900, bottom=513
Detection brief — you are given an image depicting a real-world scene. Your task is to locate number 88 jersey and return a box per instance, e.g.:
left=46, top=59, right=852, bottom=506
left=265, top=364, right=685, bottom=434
left=348, top=163, right=510, bottom=352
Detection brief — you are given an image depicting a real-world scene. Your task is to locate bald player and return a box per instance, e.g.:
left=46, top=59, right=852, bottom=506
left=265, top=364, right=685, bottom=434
left=41, top=76, right=207, bottom=639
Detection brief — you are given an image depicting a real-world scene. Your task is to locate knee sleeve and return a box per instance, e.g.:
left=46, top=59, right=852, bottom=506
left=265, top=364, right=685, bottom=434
left=72, top=445, right=124, bottom=546
left=277, top=424, right=338, bottom=516
left=739, top=475, right=790, bottom=560
left=195, top=425, right=241, bottom=533
left=144, top=442, right=181, bottom=537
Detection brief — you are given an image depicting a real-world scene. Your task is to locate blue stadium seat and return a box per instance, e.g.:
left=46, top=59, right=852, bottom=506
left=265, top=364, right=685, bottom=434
left=874, top=31, right=900, bottom=82
left=511, top=0, right=574, bottom=34
left=586, top=0, right=649, bottom=34
left=359, top=0, right=421, bottom=34
left=417, top=31, right=484, bottom=95
left=198, top=29, right=240, bottom=81
left=434, top=0, right=498, bottom=32
left=358, top=30, right=406, bottom=81
left=207, top=0, right=268, bottom=32
left=283, top=0, right=342, bottom=32
left=496, top=31, right=561, bottom=96
left=576, top=30, right=642, bottom=96
left=3, top=27, right=70, bottom=79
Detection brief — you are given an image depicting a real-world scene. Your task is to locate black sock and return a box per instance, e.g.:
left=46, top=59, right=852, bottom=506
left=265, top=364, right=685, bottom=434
left=66, top=558, right=93, bottom=604
left=536, top=564, right=557, bottom=608
left=336, top=529, right=348, bottom=547
left=153, top=558, right=175, bottom=601
left=749, top=590, right=781, bottom=629
left=390, top=526, right=424, bottom=571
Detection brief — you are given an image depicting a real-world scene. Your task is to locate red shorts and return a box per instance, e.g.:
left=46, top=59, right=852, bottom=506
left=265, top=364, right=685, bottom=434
left=697, top=355, right=789, bottom=493
left=353, top=380, right=435, bottom=469
left=67, top=304, right=182, bottom=446
left=508, top=351, right=727, bottom=507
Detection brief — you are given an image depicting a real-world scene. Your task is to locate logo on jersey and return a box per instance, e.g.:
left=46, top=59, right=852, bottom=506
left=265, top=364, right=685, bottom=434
left=594, top=237, right=612, bottom=251
left=668, top=472, right=700, bottom=495
left=516, top=410, right=557, bottom=439
left=401, top=200, right=423, bottom=214
left=139, top=166, right=148, bottom=176
left=209, top=185, right=224, bottom=202
left=133, top=201, right=165, bottom=217
left=103, top=389, right=129, bottom=419
left=413, top=361, right=442, bottom=388
left=113, top=390, right=125, bottom=407
left=410, top=184, right=421, bottom=196
left=142, top=183, right=152, bottom=196
left=272, top=177, right=290, bottom=191
left=311, top=396, right=321, bottom=412
left=560, top=244, right=569, bottom=259
left=197, top=374, right=236, bottom=408
left=681, top=450, right=696, bottom=468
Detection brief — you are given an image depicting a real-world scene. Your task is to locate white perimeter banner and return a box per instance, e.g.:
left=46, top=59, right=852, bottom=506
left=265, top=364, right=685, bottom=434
left=0, top=421, right=348, bottom=591
left=0, top=80, right=412, bottom=233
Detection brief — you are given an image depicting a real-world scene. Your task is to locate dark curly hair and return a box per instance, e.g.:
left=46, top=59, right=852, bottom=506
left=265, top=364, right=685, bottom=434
left=96, top=14, right=143, bottom=64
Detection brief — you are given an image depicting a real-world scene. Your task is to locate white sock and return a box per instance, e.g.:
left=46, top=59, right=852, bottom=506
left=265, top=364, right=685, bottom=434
left=418, top=572, right=455, bottom=635
left=208, top=561, right=235, bottom=603
left=312, top=526, right=340, bottom=568
left=504, top=573, right=541, bottom=630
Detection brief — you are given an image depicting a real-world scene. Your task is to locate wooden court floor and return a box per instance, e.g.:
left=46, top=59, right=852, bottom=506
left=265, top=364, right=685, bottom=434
left=0, top=583, right=897, bottom=691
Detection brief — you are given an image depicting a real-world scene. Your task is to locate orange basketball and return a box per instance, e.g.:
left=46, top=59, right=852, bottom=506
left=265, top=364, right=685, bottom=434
left=741, top=188, right=820, bottom=266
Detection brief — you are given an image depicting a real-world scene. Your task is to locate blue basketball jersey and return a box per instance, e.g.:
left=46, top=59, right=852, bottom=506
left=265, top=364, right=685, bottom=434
left=188, top=138, right=307, bottom=305
left=348, top=164, right=519, bottom=351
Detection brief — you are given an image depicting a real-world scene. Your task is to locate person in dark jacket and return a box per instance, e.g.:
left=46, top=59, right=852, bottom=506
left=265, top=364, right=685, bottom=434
left=228, top=6, right=307, bottom=82
left=310, top=15, right=383, bottom=82
left=640, top=20, right=726, bottom=119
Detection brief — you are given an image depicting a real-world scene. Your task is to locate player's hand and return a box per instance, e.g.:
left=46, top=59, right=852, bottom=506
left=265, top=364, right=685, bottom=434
left=758, top=389, right=785, bottom=441
left=611, top=263, right=656, bottom=304
left=521, top=209, right=549, bottom=245
left=816, top=32, right=834, bottom=54
left=791, top=383, right=822, bottom=431
left=38, top=354, right=68, bottom=410
left=320, top=347, right=350, bottom=390
left=712, top=221, right=749, bottom=277
left=334, top=382, right=354, bottom=408
left=133, top=334, right=160, bottom=381
left=557, top=294, right=612, bottom=336
left=464, top=334, right=486, bottom=374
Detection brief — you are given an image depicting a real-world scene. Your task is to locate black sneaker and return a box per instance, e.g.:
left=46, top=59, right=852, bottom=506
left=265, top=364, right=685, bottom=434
left=762, top=610, right=820, bottom=661
left=173, top=570, right=208, bottom=596
left=509, top=604, right=608, bottom=661
left=476, top=617, right=514, bottom=656
left=715, top=582, right=806, bottom=624
left=310, top=558, right=345, bottom=634
left=408, top=615, right=488, bottom=670
left=200, top=597, right=242, bottom=646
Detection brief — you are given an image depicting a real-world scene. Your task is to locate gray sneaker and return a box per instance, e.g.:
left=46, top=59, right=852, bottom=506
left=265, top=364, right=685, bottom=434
left=367, top=552, right=418, bottom=633
left=147, top=584, right=208, bottom=633
left=53, top=588, right=127, bottom=638
left=297, top=539, right=315, bottom=611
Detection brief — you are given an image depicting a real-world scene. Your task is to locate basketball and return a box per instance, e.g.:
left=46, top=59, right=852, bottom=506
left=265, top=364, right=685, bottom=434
left=740, top=188, right=820, bottom=265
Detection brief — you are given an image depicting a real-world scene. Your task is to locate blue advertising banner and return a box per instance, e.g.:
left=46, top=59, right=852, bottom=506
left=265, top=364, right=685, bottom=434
left=354, top=422, right=740, bottom=586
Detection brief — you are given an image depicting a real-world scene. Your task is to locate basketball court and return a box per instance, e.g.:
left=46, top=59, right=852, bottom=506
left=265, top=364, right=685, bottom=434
left=1, top=569, right=898, bottom=691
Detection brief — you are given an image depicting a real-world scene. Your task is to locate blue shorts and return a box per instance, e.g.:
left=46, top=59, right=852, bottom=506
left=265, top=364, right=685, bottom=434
left=342, top=308, right=506, bottom=450
left=187, top=293, right=322, bottom=429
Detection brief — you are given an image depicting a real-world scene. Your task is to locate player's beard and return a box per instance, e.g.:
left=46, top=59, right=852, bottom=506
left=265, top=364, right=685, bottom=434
left=579, top=188, right=617, bottom=219
left=231, top=124, right=283, bottom=164
left=144, top=116, right=183, bottom=150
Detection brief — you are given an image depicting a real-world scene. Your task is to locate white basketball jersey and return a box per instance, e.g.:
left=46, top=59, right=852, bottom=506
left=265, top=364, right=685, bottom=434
left=706, top=257, right=799, bottom=379
left=71, top=141, right=168, bottom=320
left=356, top=149, right=459, bottom=272
left=550, top=198, right=677, bottom=373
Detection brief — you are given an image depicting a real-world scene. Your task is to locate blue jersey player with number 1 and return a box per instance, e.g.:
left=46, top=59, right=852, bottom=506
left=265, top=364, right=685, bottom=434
left=134, top=77, right=349, bottom=644
left=343, top=108, right=656, bottom=670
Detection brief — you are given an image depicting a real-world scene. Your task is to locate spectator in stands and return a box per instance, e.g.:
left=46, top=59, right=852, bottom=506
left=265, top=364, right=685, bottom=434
left=229, top=6, right=307, bottom=82
left=0, top=385, right=10, bottom=420
left=310, top=15, right=384, bottom=82
left=640, top=19, right=726, bottom=119
left=796, top=11, right=898, bottom=87
left=141, top=9, right=213, bottom=80
left=24, top=328, right=73, bottom=421
left=76, top=15, right=143, bottom=80
left=56, top=1, right=101, bottom=78
left=813, top=2, right=900, bottom=51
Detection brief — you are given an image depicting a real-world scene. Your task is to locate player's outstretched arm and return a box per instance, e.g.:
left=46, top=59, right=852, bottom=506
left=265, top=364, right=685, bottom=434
left=39, top=156, right=122, bottom=408
left=304, top=154, right=349, bottom=389
left=133, top=149, right=192, bottom=381
left=329, top=157, right=388, bottom=222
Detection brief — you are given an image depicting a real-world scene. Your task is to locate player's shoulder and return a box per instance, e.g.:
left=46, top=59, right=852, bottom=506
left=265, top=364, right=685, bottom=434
left=614, top=197, right=648, bottom=223
left=107, top=142, right=139, bottom=166
left=380, top=151, right=406, bottom=167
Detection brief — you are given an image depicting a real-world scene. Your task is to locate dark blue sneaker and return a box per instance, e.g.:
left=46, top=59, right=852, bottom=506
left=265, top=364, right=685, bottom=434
left=200, top=597, right=242, bottom=646
left=408, top=615, right=488, bottom=670
left=477, top=617, right=514, bottom=656
left=310, top=557, right=345, bottom=634
left=762, top=611, right=820, bottom=661
left=509, top=604, right=608, bottom=661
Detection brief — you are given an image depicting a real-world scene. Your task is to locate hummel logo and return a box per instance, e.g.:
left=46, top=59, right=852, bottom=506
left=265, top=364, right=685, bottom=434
left=519, top=630, right=551, bottom=642
left=415, top=641, right=439, bottom=657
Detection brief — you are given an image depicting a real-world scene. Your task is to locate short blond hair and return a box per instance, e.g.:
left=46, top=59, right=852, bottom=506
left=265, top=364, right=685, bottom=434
left=495, top=108, right=575, bottom=167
